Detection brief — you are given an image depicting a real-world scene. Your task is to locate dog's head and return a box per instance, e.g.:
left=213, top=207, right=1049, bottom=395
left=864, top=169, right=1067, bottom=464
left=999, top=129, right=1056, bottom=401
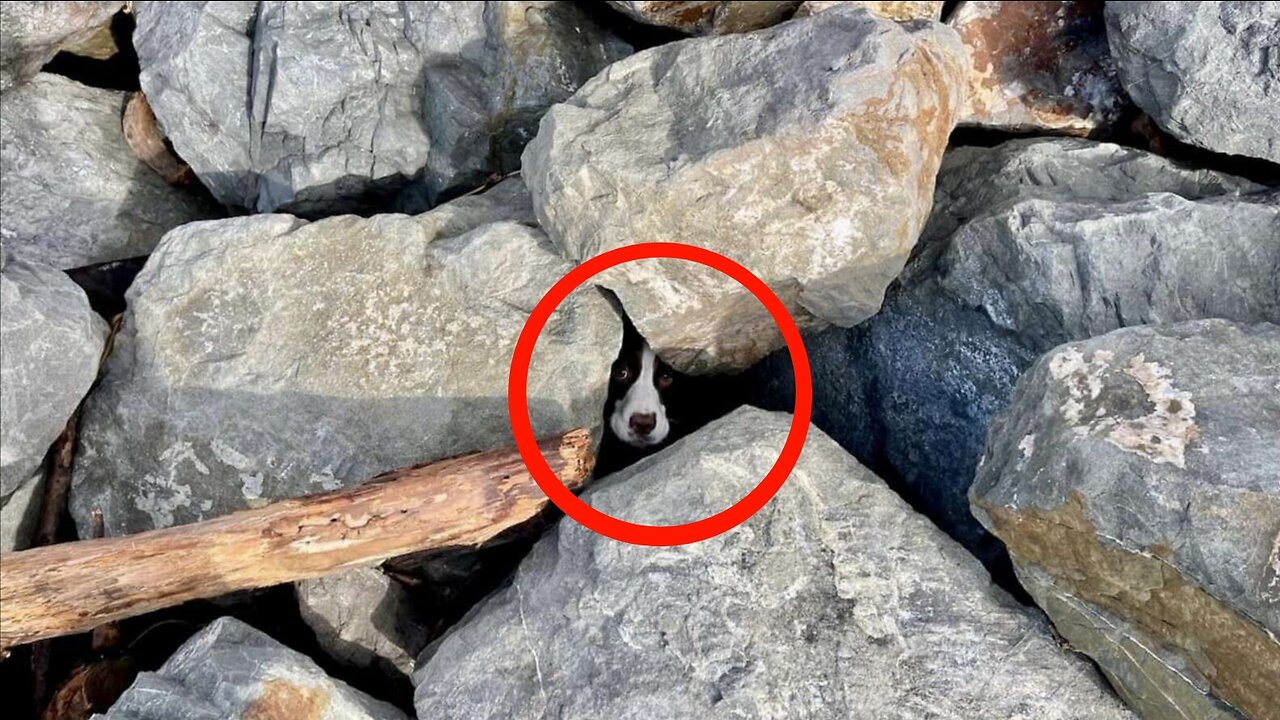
left=605, top=326, right=677, bottom=449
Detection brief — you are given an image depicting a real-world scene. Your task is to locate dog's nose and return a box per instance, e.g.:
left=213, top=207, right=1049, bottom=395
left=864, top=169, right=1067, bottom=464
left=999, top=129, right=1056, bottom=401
left=629, top=413, right=657, bottom=436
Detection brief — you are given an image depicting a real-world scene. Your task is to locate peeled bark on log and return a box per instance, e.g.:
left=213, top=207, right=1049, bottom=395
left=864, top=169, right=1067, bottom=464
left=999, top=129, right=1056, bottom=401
left=0, top=430, right=593, bottom=652
left=122, top=92, right=193, bottom=186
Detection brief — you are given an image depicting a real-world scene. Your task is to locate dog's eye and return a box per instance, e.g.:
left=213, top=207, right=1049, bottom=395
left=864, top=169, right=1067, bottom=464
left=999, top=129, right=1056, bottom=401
left=613, top=366, right=631, bottom=381
left=657, top=372, right=673, bottom=389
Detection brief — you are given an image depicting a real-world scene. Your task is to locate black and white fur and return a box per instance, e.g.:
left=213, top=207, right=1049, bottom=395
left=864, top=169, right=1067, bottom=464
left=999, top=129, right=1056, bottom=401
left=594, top=320, right=740, bottom=478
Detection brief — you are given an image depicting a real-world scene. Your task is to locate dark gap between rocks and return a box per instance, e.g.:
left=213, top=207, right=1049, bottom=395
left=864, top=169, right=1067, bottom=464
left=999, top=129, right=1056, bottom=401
left=948, top=117, right=1280, bottom=188
left=42, top=10, right=141, bottom=93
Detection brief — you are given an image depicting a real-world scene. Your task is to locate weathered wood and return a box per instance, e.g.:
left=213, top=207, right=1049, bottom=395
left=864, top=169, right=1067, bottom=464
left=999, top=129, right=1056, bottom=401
left=122, top=92, right=193, bottom=186
left=31, top=412, right=79, bottom=550
left=0, top=430, right=593, bottom=652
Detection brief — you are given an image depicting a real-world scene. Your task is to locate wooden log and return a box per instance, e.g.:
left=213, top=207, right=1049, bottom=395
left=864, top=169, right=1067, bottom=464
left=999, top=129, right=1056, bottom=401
left=0, top=430, right=593, bottom=653
left=122, top=92, right=194, bottom=186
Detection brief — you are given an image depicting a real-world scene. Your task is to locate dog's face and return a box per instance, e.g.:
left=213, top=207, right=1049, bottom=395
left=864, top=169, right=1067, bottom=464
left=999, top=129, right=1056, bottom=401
left=606, top=332, right=675, bottom=449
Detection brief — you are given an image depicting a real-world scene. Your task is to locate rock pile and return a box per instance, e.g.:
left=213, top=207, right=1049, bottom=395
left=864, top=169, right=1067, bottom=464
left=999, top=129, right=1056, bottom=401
left=0, top=3, right=1275, bottom=719
left=132, top=1, right=631, bottom=215
left=748, top=136, right=1277, bottom=577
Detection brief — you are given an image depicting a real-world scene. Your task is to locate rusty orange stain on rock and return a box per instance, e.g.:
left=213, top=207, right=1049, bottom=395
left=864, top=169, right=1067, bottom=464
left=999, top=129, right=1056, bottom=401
left=244, top=678, right=331, bottom=720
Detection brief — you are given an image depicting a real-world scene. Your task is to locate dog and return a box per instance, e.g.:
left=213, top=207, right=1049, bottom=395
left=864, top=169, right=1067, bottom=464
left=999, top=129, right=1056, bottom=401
left=593, top=319, right=740, bottom=478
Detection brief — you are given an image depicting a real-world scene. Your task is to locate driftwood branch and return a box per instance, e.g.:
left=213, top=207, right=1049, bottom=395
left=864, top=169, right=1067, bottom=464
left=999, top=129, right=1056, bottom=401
left=0, top=430, right=593, bottom=653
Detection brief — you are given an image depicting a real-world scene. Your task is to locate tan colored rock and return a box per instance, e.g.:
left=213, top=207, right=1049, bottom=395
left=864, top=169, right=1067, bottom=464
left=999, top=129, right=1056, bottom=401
left=70, top=179, right=622, bottom=536
left=524, top=5, right=967, bottom=372
left=951, top=1, right=1129, bottom=136
left=605, top=1, right=800, bottom=34
left=796, top=1, right=942, bottom=21
left=59, top=19, right=119, bottom=60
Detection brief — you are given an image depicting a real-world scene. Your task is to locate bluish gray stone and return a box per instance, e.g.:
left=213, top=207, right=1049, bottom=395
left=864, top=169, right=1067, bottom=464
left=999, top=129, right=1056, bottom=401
left=746, top=137, right=1274, bottom=576
left=1106, top=1, right=1280, bottom=163
left=1, top=258, right=106, bottom=549
left=0, top=74, right=217, bottom=269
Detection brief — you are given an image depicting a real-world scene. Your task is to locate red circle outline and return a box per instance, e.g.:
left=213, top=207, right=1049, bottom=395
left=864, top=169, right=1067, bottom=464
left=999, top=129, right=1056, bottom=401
left=508, top=242, right=812, bottom=546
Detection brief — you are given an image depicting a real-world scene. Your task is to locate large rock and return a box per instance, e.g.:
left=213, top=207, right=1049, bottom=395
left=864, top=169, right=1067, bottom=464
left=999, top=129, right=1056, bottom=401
left=296, top=567, right=429, bottom=678
left=746, top=137, right=1273, bottom=575
left=133, top=1, right=628, bottom=215
left=971, top=321, right=1280, bottom=720
left=71, top=179, right=621, bottom=537
left=94, top=616, right=407, bottom=720
left=1, top=259, right=107, bottom=549
left=0, top=74, right=217, bottom=269
left=524, top=5, right=967, bottom=372
left=951, top=1, right=1129, bottom=136
left=0, top=1, right=122, bottom=92
left=605, top=1, right=800, bottom=34
left=1105, top=1, right=1280, bottom=163
left=413, top=407, right=1135, bottom=719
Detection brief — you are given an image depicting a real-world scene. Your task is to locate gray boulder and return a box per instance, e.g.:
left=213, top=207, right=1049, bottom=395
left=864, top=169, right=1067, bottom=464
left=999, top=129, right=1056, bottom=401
left=971, top=320, right=1280, bottom=720
left=0, top=74, right=217, bottom=269
left=414, top=407, right=1135, bottom=719
left=524, top=5, right=967, bottom=373
left=605, top=1, right=800, bottom=34
left=1105, top=1, right=1280, bottom=163
left=1, top=259, right=107, bottom=549
left=133, top=1, right=628, bottom=215
left=71, top=179, right=621, bottom=537
left=296, top=567, right=429, bottom=678
left=0, top=1, right=122, bottom=92
left=93, top=616, right=407, bottom=720
left=746, top=137, right=1273, bottom=574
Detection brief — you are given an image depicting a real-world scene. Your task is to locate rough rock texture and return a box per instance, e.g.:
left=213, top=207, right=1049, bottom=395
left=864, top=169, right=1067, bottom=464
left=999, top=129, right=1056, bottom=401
left=1105, top=1, right=1280, bottom=163
left=133, top=1, right=628, bottom=215
left=71, top=179, right=621, bottom=537
left=605, top=1, right=800, bottom=34
left=795, top=1, right=942, bottom=21
left=413, top=407, right=1135, bottom=719
left=0, top=74, right=217, bottom=269
left=525, top=5, right=967, bottom=372
left=951, top=1, right=1129, bottom=135
left=417, top=2, right=631, bottom=203
left=746, top=137, right=1272, bottom=575
left=296, top=567, right=429, bottom=677
left=94, top=616, right=407, bottom=720
left=971, top=321, right=1280, bottom=720
left=0, top=1, right=122, bottom=92
left=0, top=470, right=44, bottom=552
left=1, top=259, right=107, bottom=549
